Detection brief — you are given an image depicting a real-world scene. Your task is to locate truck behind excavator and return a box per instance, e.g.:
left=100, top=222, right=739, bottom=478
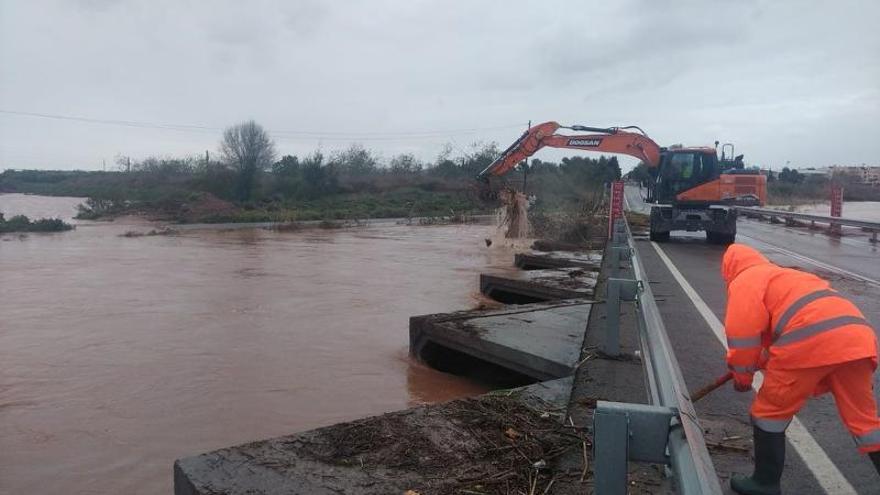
left=477, top=121, right=767, bottom=244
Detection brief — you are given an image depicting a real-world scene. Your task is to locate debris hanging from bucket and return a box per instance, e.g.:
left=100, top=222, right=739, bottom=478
left=497, top=189, right=532, bottom=239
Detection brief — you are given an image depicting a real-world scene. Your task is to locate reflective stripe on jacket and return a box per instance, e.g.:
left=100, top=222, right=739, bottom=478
left=722, top=244, right=877, bottom=379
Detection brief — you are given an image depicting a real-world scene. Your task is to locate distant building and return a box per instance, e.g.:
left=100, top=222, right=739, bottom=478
left=830, top=165, right=880, bottom=187
left=798, top=167, right=832, bottom=177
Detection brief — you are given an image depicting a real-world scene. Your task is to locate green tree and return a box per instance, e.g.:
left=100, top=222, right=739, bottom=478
left=331, top=144, right=379, bottom=177
left=269, top=155, right=302, bottom=198
left=273, top=155, right=300, bottom=176
left=301, top=152, right=338, bottom=197
left=627, top=161, right=652, bottom=186
left=461, top=142, right=499, bottom=177
left=778, top=167, right=804, bottom=184
left=429, top=158, right=460, bottom=178
left=608, top=156, right=621, bottom=180
left=559, top=155, right=619, bottom=186
left=389, top=154, right=422, bottom=174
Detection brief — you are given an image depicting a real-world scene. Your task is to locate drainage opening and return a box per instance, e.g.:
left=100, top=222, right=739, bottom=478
left=418, top=341, right=536, bottom=389
left=483, top=289, right=549, bottom=305
left=517, top=262, right=554, bottom=270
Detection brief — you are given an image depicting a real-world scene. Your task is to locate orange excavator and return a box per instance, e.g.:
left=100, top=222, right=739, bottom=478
left=477, top=121, right=767, bottom=244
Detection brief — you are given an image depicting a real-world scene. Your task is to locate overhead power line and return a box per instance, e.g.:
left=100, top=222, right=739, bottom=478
left=0, top=109, right=526, bottom=141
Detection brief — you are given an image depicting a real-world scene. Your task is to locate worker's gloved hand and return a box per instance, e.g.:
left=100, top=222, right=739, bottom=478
left=733, top=374, right=753, bottom=392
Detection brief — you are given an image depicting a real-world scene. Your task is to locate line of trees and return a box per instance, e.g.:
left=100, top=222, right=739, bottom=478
left=1, top=120, right=624, bottom=217
left=103, top=120, right=620, bottom=206
left=774, top=167, right=804, bottom=184
left=769, top=167, right=880, bottom=202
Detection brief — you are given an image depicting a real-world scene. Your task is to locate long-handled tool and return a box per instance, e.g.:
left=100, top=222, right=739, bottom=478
left=690, top=372, right=734, bottom=403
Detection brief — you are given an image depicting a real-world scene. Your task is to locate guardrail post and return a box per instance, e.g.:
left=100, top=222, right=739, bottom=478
left=609, top=246, right=632, bottom=278
left=622, top=214, right=724, bottom=494
left=594, top=401, right=675, bottom=495
left=593, top=403, right=629, bottom=494
left=829, top=220, right=842, bottom=237
left=603, top=278, right=640, bottom=356
left=612, top=218, right=627, bottom=246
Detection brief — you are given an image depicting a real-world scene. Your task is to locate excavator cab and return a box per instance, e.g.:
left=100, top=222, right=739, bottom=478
left=648, top=149, right=720, bottom=204
left=646, top=144, right=765, bottom=243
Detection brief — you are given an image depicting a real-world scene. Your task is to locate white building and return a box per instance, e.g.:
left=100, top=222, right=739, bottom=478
left=830, top=165, right=880, bottom=187
left=798, top=167, right=832, bottom=177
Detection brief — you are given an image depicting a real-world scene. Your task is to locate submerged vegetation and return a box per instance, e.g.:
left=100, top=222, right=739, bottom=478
left=0, top=212, right=73, bottom=233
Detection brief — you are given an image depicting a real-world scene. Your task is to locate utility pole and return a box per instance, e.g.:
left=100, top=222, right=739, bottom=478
left=102, top=159, right=106, bottom=172
left=127, top=157, right=131, bottom=173
left=205, top=150, right=210, bottom=166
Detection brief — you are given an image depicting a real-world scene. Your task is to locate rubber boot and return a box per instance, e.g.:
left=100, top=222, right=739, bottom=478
left=731, top=426, right=785, bottom=495
left=870, top=451, right=880, bottom=476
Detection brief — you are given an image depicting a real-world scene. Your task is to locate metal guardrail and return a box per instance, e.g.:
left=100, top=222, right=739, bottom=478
left=736, top=206, right=880, bottom=242
left=592, top=219, right=723, bottom=495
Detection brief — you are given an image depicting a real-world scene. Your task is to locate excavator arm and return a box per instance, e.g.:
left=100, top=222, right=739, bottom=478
left=477, top=121, right=662, bottom=178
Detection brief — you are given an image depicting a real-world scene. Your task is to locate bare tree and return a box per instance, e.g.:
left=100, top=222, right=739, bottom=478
left=220, top=120, right=276, bottom=201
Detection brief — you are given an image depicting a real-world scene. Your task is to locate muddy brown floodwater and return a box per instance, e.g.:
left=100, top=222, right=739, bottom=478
left=0, top=194, right=521, bottom=494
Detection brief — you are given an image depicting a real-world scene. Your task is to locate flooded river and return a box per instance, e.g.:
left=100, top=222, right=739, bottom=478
left=0, top=194, right=517, bottom=494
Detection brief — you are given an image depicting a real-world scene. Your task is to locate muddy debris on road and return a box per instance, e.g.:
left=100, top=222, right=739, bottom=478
left=176, top=386, right=594, bottom=495
left=299, top=394, right=582, bottom=494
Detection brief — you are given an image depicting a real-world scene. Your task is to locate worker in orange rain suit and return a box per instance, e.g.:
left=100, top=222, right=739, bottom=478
left=721, top=244, right=880, bottom=495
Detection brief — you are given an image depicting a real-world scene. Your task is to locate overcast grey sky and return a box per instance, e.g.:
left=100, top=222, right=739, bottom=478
left=1, top=0, right=878, bottom=172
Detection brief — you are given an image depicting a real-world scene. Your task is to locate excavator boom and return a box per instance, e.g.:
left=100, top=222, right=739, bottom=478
left=477, top=121, right=662, bottom=178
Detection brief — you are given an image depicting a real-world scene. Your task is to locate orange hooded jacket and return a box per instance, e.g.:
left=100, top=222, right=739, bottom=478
left=722, top=244, right=877, bottom=386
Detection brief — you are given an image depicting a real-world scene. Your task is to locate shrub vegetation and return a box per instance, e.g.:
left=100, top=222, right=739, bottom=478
left=0, top=213, right=73, bottom=233
left=1, top=123, right=624, bottom=223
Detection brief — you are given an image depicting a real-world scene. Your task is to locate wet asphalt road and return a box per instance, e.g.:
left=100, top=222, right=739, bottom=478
left=625, top=186, right=880, bottom=494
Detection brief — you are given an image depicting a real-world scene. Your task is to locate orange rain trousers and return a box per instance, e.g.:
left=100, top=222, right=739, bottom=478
left=751, top=358, right=880, bottom=453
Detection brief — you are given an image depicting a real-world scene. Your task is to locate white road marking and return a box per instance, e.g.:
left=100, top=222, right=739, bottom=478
left=740, top=218, right=874, bottom=251
left=650, top=241, right=857, bottom=495
left=738, top=233, right=880, bottom=288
